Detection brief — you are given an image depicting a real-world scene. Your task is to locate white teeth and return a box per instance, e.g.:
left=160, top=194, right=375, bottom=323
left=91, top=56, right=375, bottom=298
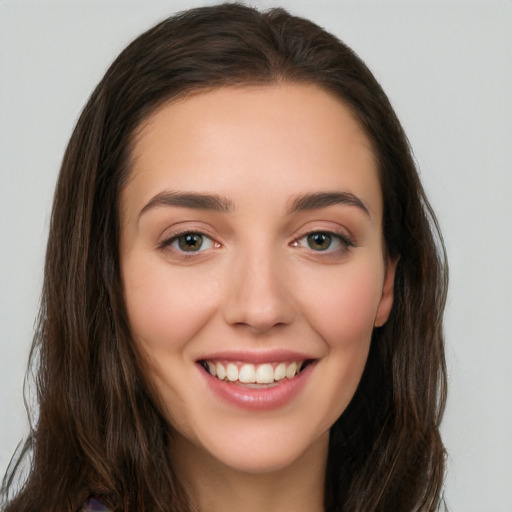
left=207, top=361, right=217, bottom=377
left=285, top=362, right=297, bottom=379
left=255, top=363, right=274, bottom=384
left=216, top=362, right=226, bottom=380
left=226, top=363, right=238, bottom=382
left=205, top=360, right=305, bottom=383
left=274, top=362, right=286, bottom=381
left=239, top=364, right=256, bottom=383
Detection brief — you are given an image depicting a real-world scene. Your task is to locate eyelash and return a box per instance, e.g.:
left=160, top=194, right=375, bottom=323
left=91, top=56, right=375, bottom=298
left=158, top=229, right=355, bottom=257
left=291, top=231, right=356, bottom=256
left=159, top=230, right=217, bottom=254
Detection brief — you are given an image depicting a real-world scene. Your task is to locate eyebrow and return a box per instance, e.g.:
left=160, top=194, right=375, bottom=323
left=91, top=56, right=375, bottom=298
left=288, top=191, right=370, bottom=216
left=138, top=190, right=234, bottom=220
left=138, top=189, right=369, bottom=221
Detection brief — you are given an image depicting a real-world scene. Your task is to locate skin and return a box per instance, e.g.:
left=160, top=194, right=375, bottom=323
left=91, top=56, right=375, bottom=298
left=120, top=83, right=396, bottom=512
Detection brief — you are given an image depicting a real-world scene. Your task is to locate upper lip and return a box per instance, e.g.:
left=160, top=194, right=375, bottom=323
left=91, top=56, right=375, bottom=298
left=196, top=349, right=318, bottom=365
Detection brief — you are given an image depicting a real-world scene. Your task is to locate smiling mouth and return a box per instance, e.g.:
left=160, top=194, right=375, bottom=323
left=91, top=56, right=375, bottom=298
left=199, top=360, right=310, bottom=386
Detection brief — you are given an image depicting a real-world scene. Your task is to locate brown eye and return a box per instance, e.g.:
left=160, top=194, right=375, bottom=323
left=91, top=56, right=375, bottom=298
left=292, top=231, right=354, bottom=255
left=307, top=233, right=333, bottom=251
left=177, top=233, right=204, bottom=252
left=166, top=232, right=215, bottom=253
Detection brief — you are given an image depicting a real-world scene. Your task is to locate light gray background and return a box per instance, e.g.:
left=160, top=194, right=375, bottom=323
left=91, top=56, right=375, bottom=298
left=1, top=1, right=511, bottom=510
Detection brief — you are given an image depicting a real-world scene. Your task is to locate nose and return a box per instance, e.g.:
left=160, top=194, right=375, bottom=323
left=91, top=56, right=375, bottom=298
left=223, top=247, right=296, bottom=334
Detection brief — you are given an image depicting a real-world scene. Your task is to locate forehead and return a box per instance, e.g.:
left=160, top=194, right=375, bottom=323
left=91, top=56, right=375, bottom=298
left=124, top=83, right=381, bottom=220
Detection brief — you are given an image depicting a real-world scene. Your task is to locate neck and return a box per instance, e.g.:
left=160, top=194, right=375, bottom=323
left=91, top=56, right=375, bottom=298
left=170, top=432, right=328, bottom=512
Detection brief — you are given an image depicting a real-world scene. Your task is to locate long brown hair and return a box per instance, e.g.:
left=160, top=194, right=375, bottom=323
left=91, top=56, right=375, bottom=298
left=1, top=4, right=447, bottom=511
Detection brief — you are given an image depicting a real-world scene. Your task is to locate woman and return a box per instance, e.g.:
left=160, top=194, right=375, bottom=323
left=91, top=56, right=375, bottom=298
left=1, top=3, right=447, bottom=511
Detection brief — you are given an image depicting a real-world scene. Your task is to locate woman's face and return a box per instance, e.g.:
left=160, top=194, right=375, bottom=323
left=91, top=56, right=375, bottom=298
left=120, top=83, right=396, bottom=475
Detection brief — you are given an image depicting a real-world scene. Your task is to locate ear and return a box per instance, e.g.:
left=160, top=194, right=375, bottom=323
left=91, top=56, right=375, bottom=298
left=374, top=257, right=398, bottom=327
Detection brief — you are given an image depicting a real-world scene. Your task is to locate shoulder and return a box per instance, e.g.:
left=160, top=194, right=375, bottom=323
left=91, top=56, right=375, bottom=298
left=81, top=495, right=114, bottom=512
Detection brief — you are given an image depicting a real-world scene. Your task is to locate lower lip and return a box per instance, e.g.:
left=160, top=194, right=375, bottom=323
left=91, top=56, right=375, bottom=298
left=198, top=363, right=315, bottom=411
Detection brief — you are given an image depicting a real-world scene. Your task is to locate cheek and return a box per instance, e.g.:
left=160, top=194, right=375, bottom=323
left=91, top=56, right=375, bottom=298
left=295, top=264, right=383, bottom=430
left=298, top=261, right=384, bottom=346
left=122, top=256, right=220, bottom=352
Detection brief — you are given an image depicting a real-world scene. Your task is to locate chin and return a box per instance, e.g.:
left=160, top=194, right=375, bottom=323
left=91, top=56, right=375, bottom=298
left=186, top=420, right=331, bottom=476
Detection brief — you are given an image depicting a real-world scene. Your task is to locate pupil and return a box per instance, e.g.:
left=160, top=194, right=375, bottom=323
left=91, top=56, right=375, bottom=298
left=308, top=233, right=331, bottom=251
left=179, top=234, right=202, bottom=251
